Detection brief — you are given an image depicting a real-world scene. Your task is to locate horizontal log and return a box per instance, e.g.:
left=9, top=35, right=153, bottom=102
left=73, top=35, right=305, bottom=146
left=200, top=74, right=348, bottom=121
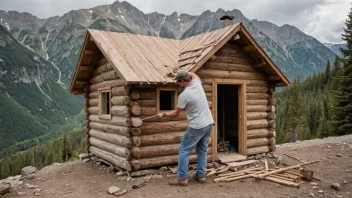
left=247, top=128, right=275, bottom=139
left=89, top=91, right=98, bottom=99
left=269, top=105, right=276, bottom=112
left=206, top=93, right=212, bottom=101
left=269, top=98, right=276, bottom=105
left=131, top=154, right=208, bottom=170
left=111, top=106, right=131, bottom=117
left=247, top=86, right=269, bottom=93
left=247, top=119, right=268, bottom=130
left=89, top=107, right=99, bottom=114
left=89, top=137, right=131, bottom=158
left=131, top=117, right=143, bottom=127
left=135, top=99, right=156, bottom=107
left=131, top=128, right=141, bottom=136
left=140, top=107, right=157, bottom=116
left=132, top=132, right=185, bottom=146
left=101, top=70, right=120, bottom=81
left=111, top=96, right=131, bottom=106
left=268, top=120, right=276, bottom=128
left=90, top=75, right=104, bottom=84
left=202, top=85, right=212, bottom=93
left=267, top=112, right=276, bottom=120
left=247, top=112, right=268, bottom=120
left=201, top=78, right=213, bottom=85
left=247, top=99, right=269, bottom=106
left=89, top=129, right=132, bottom=148
left=268, top=137, right=275, bottom=145
left=89, top=146, right=131, bottom=171
left=247, top=93, right=270, bottom=99
left=208, top=55, right=254, bottom=65
left=89, top=99, right=98, bottom=107
left=203, top=62, right=257, bottom=72
left=89, top=115, right=131, bottom=127
left=140, top=120, right=189, bottom=135
left=112, top=87, right=129, bottom=96
left=89, top=122, right=130, bottom=137
left=247, top=138, right=269, bottom=147
left=247, top=105, right=269, bottom=112
left=197, top=69, right=265, bottom=80
left=140, top=112, right=187, bottom=122
left=246, top=80, right=269, bottom=87
left=247, top=146, right=269, bottom=155
left=89, top=79, right=124, bottom=92
left=97, top=58, right=108, bottom=66
left=130, top=89, right=156, bottom=100
left=92, top=63, right=114, bottom=76
left=132, top=144, right=212, bottom=159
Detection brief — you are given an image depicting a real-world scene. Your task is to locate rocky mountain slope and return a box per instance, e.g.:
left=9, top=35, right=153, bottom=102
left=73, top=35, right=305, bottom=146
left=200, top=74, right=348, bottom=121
left=324, top=43, right=346, bottom=57
left=0, top=24, right=82, bottom=154
left=0, top=0, right=336, bottom=83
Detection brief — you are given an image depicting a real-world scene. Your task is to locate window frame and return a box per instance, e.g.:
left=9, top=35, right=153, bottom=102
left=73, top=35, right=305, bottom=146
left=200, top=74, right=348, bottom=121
left=98, top=86, right=112, bottom=120
left=156, top=88, right=178, bottom=113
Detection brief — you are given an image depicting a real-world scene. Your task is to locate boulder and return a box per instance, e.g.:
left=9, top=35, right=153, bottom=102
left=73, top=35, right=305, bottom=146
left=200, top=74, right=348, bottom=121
left=331, top=183, right=342, bottom=191
left=0, top=183, right=10, bottom=195
left=107, top=186, right=120, bottom=194
left=21, top=166, right=37, bottom=177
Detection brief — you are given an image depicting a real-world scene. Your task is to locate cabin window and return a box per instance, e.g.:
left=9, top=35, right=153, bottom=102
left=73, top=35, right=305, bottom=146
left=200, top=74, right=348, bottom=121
left=98, top=87, right=111, bottom=119
left=157, top=89, right=177, bottom=112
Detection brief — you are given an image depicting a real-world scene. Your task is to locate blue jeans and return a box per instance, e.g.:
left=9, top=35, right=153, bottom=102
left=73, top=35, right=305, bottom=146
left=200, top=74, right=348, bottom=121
left=177, top=124, right=213, bottom=179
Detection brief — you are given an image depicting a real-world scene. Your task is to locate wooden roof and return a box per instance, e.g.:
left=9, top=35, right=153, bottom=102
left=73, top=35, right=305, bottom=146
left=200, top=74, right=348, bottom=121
left=70, top=23, right=290, bottom=94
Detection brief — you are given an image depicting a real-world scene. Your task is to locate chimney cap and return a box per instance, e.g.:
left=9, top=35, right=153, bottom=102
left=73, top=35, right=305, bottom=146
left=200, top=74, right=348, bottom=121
left=220, top=15, right=234, bottom=20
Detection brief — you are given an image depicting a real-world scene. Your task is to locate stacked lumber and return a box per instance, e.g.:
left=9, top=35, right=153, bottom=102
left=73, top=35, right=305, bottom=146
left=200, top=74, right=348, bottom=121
left=87, top=58, right=133, bottom=171
left=212, top=160, right=320, bottom=188
left=198, top=43, right=277, bottom=155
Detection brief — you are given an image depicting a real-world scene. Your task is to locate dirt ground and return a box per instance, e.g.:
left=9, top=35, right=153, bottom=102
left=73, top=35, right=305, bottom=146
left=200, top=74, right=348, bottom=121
left=4, top=135, right=352, bottom=198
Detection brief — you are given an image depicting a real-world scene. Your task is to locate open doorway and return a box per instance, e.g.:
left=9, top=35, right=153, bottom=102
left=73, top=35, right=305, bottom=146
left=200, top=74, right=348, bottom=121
left=217, top=84, right=239, bottom=153
left=212, top=79, right=247, bottom=162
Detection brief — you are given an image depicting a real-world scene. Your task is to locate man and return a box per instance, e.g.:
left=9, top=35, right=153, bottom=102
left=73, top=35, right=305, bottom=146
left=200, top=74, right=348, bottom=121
left=158, top=72, right=214, bottom=186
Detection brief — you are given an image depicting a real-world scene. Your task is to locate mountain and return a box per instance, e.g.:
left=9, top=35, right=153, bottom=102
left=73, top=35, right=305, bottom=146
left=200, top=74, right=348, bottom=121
left=324, top=42, right=346, bottom=57
left=0, top=1, right=336, bottom=83
left=0, top=24, right=83, bottom=156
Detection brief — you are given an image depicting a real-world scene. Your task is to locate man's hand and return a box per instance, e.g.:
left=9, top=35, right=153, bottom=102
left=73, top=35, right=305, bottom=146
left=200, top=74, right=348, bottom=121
left=158, top=112, right=165, bottom=119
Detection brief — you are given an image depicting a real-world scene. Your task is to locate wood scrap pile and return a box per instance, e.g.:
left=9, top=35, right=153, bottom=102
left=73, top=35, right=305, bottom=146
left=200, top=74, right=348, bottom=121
left=211, top=157, right=320, bottom=188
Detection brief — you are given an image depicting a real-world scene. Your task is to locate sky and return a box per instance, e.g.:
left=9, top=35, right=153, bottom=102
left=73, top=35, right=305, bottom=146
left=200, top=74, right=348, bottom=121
left=0, top=0, right=350, bottom=43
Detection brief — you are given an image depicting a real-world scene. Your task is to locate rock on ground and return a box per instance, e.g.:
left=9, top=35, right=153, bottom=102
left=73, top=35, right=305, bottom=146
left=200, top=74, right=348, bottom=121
left=0, top=183, right=10, bottom=195
left=107, top=186, right=120, bottom=194
left=331, top=183, right=342, bottom=191
left=21, top=166, right=37, bottom=177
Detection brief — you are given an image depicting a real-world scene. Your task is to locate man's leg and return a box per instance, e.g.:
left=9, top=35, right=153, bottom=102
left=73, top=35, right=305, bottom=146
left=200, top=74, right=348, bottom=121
left=195, top=124, right=213, bottom=179
left=177, top=127, right=199, bottom=180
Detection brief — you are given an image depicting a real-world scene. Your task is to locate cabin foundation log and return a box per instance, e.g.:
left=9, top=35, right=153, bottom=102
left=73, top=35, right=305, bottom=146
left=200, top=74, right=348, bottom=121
left=132, top=132, right=185, bottom=146
left=140, top=120, right=189, bottom=135
left=247, top=146, right=270, bottom=155
left=89, top=122, right=131, bottom=137
left=89, top=137, right=131, bottom=159
left=247, top=129, right=275, bottom=139
left=89, top=146, right=131, bottom=171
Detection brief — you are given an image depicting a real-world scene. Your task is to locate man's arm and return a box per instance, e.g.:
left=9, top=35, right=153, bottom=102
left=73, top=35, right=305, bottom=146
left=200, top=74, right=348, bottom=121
left=158, top=108, right=183, bottom=118
left=188, top=72, right=200, bottom=81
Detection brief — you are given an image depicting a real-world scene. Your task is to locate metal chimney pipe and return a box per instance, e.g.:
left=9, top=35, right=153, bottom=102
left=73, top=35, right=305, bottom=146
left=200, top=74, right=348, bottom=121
left=220, top=15, right=234, bottom=28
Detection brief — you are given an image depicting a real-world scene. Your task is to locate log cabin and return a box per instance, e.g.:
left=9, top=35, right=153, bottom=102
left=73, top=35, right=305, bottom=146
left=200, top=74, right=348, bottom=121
left=70, top=16, right=290, bottom=172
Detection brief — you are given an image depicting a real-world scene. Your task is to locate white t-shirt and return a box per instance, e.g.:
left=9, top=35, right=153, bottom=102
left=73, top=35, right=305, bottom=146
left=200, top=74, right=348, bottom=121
left=177, top=80, right=214, bottom=129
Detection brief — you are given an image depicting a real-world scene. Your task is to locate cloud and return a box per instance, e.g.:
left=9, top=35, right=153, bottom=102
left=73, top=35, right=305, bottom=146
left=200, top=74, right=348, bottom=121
left=0, top=0, right=350, bottom=43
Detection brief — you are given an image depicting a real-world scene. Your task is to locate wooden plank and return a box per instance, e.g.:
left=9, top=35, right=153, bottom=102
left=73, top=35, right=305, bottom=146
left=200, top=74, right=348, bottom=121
left=104, top=32, right=151, bottom=83
left=141, top=35, right=175, bottom=68
left=120, top=33, right=165, bottom=83
left=88, top=30, right=139, bottom=82
left=218, top=153, right=247, bottom=163
left=154, top=37, right=178, bottom=65
left=190, top=25, right=240, bottom=73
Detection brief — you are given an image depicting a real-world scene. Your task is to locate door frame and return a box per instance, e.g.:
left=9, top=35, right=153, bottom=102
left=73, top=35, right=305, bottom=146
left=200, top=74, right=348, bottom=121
left=212, top=79, right=247, bottom=161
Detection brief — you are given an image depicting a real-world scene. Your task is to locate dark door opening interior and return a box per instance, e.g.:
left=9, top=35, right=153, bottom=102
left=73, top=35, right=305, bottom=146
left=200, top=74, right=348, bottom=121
left=217, top=84, right=239, bottom=153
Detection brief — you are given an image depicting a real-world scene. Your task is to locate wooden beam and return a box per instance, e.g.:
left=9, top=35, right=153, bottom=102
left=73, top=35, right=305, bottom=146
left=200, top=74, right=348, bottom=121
left=267, top=76, right=281, bottom=81
left=254, top=60, right=267, bottom=68
left=242, top=45, right=257, bottom=53
left=76, top=80, right=89, bottom=85
left=79, top=66, right=93, bottom=71
left=84, top=50, right=100, bottom=55
left=71, top=89, right=84, bottom=95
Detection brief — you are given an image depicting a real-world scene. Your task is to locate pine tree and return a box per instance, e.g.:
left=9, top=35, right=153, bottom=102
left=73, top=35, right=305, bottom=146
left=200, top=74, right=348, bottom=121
left=286, top=79, right=303, bottom=142
left=324, top=60, right=331, bottom=84
left=332, top=6, right=352, bottom=134
left=61, top=133, right=69, bottom=162
left=332, top=56, right=340, bottom=76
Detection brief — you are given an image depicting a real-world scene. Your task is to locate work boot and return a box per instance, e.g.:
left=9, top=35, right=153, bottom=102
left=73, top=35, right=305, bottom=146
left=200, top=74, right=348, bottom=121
left=193, top=174, right=206, bottom=184
left=168, top=177, right=188, bottom=186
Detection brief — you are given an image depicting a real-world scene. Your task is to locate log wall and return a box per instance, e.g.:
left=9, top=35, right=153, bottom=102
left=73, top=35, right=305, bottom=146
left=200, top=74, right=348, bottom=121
left=128, top=86, right=212, bottom=171
left=197, top=42, right=277, bottom=156
left=87, top=58, right=133, bottom=171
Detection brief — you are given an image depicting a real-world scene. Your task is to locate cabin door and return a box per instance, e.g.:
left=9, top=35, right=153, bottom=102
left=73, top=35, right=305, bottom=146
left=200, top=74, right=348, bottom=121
left=212, top=79, right=247, bottom=161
